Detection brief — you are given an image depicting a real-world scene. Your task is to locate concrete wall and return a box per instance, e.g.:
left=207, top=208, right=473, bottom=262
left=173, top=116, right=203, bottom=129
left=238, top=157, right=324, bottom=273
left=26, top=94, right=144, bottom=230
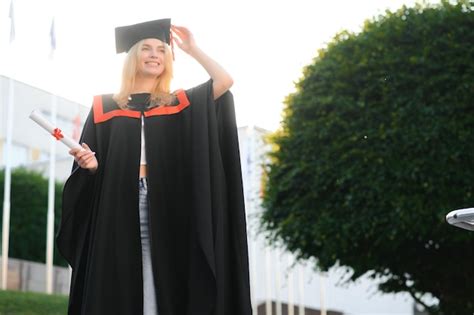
left=0, top=257, right=70, bottom=295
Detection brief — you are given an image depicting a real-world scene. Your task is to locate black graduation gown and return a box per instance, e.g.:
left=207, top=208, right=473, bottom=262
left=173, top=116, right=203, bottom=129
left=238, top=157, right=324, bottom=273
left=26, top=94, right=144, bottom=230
left=56, top=79, right=253, bottom=315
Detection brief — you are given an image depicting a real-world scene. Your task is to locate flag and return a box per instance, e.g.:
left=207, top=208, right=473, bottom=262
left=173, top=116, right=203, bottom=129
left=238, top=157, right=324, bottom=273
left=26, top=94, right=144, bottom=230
left=72, top=114, right=82, bottom=141
left=9, top=0, right=15, bottom=43
left=49, top=18, right=56, bottom=58
left=50, top=18, right=56, bottom=51
left=3, top=1, right=16, bottom=290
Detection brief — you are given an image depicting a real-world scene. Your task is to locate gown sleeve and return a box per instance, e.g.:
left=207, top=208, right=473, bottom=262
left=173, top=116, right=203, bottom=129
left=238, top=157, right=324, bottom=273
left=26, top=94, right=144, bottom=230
left=213, top=84, right=253, bottom=314
left=186, top=79, right=253, bottom=314
left=56, top=107, right=98, bottom=269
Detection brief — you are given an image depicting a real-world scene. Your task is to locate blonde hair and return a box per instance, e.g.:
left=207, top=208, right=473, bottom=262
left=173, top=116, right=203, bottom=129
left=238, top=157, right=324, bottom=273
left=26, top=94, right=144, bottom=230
left=113, top=39, right=174, bottom=108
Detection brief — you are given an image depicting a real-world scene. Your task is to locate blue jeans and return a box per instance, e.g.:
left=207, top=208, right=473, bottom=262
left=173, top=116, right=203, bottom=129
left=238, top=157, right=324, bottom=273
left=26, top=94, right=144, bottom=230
left=139, top=177, right=158, bottom=315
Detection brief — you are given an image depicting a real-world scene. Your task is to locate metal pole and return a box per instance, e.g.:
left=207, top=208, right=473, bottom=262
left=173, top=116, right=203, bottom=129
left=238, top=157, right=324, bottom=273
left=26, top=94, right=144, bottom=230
left=46, top=94, right=57, bottom=293
left=320, top=273, right=327, bottom=315
left=275, top=249, right=282, bottom=315
left=265, top=247, right=272, bottom=315
left=288, top=255, right=294, bottom=315
left=298, top=265, right=305, bottom=315
left=2, top=77, right=14, bottom=290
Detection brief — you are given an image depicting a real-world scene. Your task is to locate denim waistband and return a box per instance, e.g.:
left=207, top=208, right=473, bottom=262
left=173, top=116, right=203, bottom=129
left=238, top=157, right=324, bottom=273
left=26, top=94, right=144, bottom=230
left=139, top=177, right=148, bottom=189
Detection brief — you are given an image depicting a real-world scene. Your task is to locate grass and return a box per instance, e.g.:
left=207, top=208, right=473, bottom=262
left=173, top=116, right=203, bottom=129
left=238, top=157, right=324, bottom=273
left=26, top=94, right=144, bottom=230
left=0, top=290, right=68, bottom=315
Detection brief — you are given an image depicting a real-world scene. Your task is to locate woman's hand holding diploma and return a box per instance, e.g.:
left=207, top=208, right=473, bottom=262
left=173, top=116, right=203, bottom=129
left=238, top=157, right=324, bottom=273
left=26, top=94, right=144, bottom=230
left=69, top=143, right=98, bottom=174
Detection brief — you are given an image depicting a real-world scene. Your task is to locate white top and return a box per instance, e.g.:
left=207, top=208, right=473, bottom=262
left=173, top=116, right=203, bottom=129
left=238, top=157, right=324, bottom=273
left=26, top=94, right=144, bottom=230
left=140, top=116, right=147, bottom=165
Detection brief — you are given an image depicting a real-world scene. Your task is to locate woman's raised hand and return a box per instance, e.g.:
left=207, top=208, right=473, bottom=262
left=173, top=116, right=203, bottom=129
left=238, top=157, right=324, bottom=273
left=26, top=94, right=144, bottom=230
left=69, top=143, right=98, bottom=174
left=171, top=25, right=197, bottom=54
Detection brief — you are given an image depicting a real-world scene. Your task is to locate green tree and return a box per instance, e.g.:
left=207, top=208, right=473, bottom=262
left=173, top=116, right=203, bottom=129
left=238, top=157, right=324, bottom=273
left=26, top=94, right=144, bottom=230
left=0, top=168, right=67, bottom=267
left=261, top=1, right=474, bottom=314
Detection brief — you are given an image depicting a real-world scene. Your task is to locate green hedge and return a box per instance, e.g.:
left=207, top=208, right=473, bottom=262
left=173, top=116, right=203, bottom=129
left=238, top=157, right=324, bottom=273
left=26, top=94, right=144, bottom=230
left=262, top=1, right=474, bottom=314
left=0, top=168, right=67, bottom=267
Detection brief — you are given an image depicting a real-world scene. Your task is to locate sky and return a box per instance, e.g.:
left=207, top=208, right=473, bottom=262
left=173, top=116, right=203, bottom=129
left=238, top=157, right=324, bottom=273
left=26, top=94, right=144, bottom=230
left=0, top=0, right=439, bottom=132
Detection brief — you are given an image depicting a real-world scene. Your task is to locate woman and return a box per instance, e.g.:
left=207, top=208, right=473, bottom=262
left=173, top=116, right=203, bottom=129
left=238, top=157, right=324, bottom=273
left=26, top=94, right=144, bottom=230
left=58, top=19, right=252, bottom=315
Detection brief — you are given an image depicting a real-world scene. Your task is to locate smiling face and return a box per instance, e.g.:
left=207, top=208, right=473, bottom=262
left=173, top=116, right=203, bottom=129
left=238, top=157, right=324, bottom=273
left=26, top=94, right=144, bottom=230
left=136, top=38, right=166, bottom=78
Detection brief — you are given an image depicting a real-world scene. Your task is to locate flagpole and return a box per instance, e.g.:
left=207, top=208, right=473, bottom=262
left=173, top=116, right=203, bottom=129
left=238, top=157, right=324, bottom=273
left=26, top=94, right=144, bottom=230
left=46, top=93, right=57, bottom=294
left=1, top=77, right=14, bottom=290
left=250, top=234, right=258, bottom=315
left=2, top=0, right=16, bottom=291
left=245, top=126, right=258, bottom=315
left=298, top=265, right=305, bottom=315
left=265, top=247, right=272, bottom=315
left=320, top=273, right=327, bottom=315
left=275, top=248, right=282, bottom=315
left=288, top=254, right=295, bottom=315
left=45, top=16, right=57, bottom=294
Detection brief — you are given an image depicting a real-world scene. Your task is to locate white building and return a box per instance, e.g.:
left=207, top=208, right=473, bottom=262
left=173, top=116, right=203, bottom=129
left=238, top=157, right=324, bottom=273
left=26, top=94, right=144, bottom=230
left=0, top=75, right=89, bottom=180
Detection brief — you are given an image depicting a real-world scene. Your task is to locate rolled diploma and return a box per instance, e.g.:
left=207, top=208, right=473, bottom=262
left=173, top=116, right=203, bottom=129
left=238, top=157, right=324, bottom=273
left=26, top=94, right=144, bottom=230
left=29, top=109, right=82, bottom=150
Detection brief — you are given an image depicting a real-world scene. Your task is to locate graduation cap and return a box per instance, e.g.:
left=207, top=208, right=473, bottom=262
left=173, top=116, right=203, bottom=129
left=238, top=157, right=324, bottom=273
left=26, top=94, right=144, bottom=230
left=115, top=18, right=174, bottom=57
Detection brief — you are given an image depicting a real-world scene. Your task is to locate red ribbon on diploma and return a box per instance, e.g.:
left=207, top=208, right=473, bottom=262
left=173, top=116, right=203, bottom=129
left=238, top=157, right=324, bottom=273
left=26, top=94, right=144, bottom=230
left=52, top=128, right=64, bottom=140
